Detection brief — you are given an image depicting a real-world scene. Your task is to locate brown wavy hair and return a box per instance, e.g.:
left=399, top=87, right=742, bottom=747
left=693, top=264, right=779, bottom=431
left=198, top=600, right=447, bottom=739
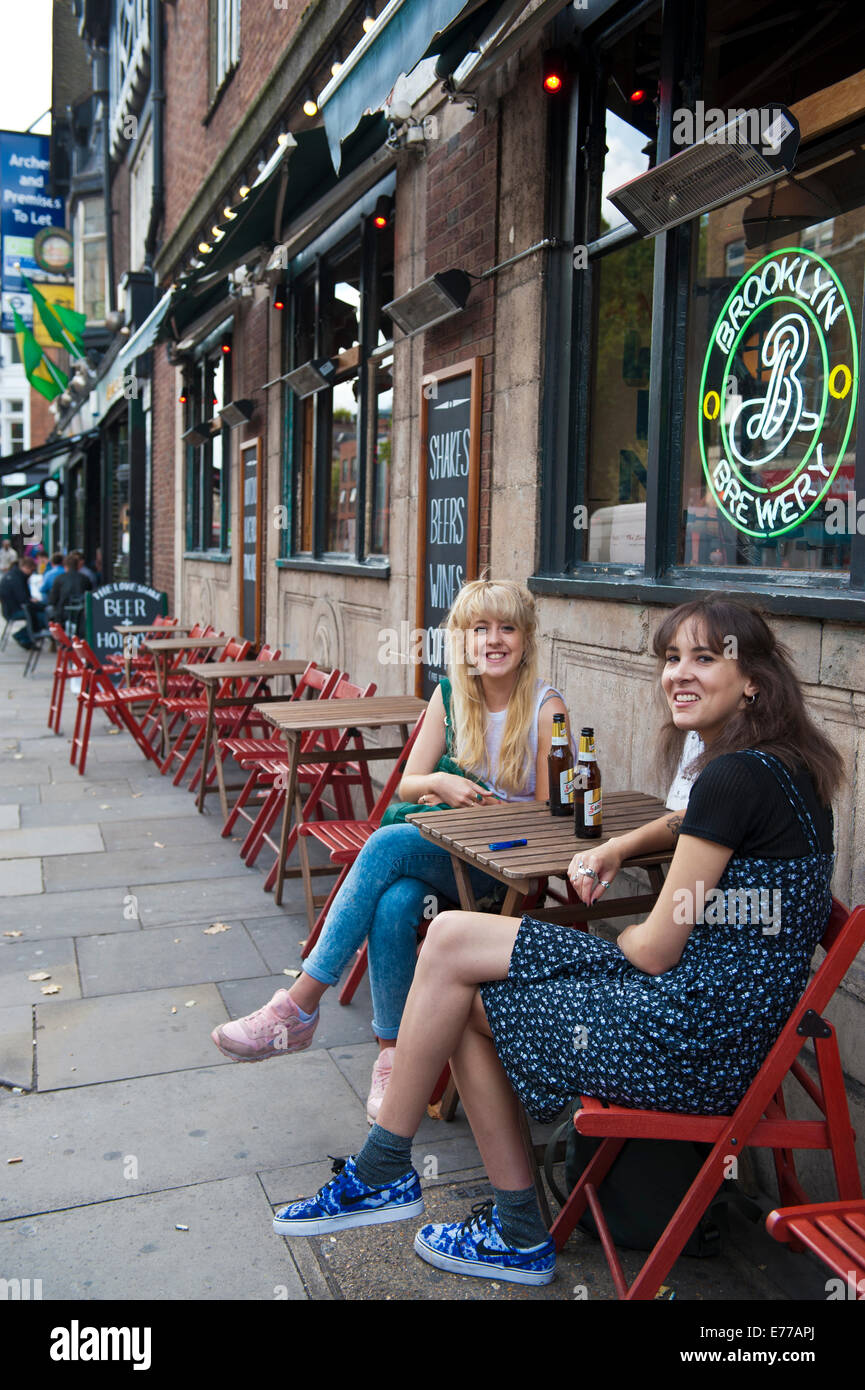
left=653, top=596, right=843, bottom=805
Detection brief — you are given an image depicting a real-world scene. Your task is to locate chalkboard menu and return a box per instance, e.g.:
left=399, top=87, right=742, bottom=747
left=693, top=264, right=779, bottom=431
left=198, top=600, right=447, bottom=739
left=85, top=582, right=168, bottom=661
left=238, top=438, right=262, bottom=644
left=415, top=359, right=481, bottom=700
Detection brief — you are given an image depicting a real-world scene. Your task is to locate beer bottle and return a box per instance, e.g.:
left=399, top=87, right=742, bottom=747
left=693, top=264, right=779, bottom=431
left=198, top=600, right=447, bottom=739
left=547, top=712, right=573, bottom=817
left=574, top=727, right=602, bottom=839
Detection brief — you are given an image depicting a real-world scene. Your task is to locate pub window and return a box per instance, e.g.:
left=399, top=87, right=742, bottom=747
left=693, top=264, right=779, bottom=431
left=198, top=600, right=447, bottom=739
left=209, top=0, right=241, bottom=102
left=185, top=338, right=232, bottom=554
left=537, top=0, right=865, bottom=609
left=281, top=184, right=394, bottom=568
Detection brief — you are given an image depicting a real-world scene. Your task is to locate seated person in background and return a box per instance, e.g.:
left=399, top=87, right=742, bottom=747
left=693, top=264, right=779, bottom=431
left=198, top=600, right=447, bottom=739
left=269, top=596, right=839, bottom=1289
left=211, top=578, right=576, bottom=1124
left=41, top=552, right=65, bottom=600
left=48, top=552, right=92, bottom=633
left=0, top=557, right=48, bottom=649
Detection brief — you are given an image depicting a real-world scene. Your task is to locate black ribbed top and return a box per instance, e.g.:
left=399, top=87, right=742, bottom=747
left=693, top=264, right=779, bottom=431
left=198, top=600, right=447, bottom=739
left=680, top=751, right=834, bottom=858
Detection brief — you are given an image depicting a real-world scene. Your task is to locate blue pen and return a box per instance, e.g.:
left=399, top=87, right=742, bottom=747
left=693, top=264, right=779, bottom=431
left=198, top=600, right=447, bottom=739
left=488, top=838, right=528, bottom=850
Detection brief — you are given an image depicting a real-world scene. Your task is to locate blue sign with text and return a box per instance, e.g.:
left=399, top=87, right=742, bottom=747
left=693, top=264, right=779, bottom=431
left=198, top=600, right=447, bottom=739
left=0, top=130, right=65, bottom=333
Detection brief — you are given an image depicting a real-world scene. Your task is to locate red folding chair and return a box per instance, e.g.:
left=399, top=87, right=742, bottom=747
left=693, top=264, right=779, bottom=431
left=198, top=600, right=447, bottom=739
left=549, top=898, right=865, bottom=1299
left=104, top=614, right=179, bottom=682
left=69, top=638, right=162, bottom=775
left=246, top=674, right=378, bottom=873
left=187, top=643, right=286, bottom=795
left=296, top=709, right=428, bottom=948
left=218, top=664, right=343, bottom=845
left=47, top=622, right=87, bottom=734
left=158, top=636, right=251, bottom=781
left=766, top=1198, right=865, bottom=1296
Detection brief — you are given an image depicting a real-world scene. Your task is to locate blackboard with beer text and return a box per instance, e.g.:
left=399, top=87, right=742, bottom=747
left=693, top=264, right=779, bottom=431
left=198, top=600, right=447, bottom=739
left=415, top=359, right=481, bottom=700
left=85, top=582, right=168, bottom=662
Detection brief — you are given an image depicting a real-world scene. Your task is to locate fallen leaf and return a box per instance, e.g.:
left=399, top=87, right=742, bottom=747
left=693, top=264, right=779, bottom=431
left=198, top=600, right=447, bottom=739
left=3, top=930, right=22, bottom=938
left=99, top=804, right=111, bottom=810
left=7, top=1156, right=23, bottom=1164
left=184, top=1000, right=196, bottom=1008
left=153, top=841, right=165, bottom=848
left=175, top=1224, right=189, bottom=1231
left=107, top=728, right=120, bottom=735
left=170, top=1007, right=177, bottom=1014
left=203, top=922, right=231, bottom=934
left=131, top=792, right=143, bottom=798
left=13, top=753, right=22, bottom=760
left=40, top=985, right=61, bottom=995
left=27, top=971, right=51, bottom=982
left=282, top=968, right=301, bottom=978
left=173, top=938, right=180, bottom=944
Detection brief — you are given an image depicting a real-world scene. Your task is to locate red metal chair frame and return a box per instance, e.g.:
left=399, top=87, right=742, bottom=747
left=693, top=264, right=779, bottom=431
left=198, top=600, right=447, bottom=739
left=47, top=622, right=87, bottom=734
left=218, top=665, right=343, bottom=845
left=186, top=644, right=286, bottom=795
left=244, top=675, right=378, bottom=873
left=296, top=710, right=428, bottom=947
left=549, top=898, right=865, bottom=1300
left=69, top=638, right=162, bottom=775
left=766, top=1198, right=865, bottom=1296
left=157, top=636, right=250, bottom=780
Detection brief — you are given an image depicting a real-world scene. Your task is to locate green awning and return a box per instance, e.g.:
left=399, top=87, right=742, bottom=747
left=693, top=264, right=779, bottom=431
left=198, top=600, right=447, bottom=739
left=170, top=115, right=388, bottom=336
left=320, top=0, right=486, bottom=170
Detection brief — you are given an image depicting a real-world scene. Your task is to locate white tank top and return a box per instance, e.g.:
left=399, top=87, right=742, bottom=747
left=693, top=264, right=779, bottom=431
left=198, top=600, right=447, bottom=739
left=476, top=680, right=571, bottom=802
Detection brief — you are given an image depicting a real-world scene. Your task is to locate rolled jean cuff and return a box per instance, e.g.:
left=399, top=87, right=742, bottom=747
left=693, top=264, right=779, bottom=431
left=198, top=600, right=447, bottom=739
left=371, top=1020, right=399, bottom=1041
left=302, top=958, right=340, bottom=990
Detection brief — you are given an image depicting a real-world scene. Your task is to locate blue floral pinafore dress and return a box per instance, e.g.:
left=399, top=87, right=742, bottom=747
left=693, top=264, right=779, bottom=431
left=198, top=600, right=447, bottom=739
left=480, top=751, right=834, bottom=1123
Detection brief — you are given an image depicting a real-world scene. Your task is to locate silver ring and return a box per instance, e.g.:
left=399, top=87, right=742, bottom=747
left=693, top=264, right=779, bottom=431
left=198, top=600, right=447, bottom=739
left=599, top=879, right=610, bottom=889
left=583, top=867, right=599, bottom=882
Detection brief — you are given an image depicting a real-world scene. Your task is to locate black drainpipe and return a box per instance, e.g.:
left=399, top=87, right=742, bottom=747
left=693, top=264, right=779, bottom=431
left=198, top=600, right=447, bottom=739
left=144, top=0, right=164, bottom=270
left=92, top=48, right=116, bottom=314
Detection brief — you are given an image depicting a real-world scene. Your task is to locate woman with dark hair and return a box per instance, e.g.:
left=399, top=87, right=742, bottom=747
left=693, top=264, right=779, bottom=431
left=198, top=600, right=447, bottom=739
left=268, top=596, right=841, bottom=1288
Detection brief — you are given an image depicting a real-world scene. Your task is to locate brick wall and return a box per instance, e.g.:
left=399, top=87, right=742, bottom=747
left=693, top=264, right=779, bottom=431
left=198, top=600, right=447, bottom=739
left=161, top=0, right=308, bottom=250
left=424, top=106, right=500, bottom=573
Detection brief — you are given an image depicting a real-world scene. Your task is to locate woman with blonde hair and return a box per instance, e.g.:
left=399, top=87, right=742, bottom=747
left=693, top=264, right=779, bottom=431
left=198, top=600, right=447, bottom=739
left=212, top=578, right=575, bottom=1121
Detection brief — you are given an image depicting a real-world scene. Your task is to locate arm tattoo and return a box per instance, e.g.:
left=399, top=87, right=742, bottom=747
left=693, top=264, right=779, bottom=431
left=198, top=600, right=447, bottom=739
left=666, top=814, right=683, bottom=839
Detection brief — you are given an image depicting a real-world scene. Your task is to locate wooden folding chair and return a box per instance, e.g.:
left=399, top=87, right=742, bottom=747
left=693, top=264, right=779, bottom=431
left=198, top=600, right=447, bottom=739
left=48, top=622, right=86, bottom=733
left=766, top=1198, right=865, bottom=1296
left=69, top=638, right=162, bottom=775
left=218, top=664, right=343, bottom=846
left=297, top=710, right=428, bottom=951
left=549, top=898, right=865, bottom=1299
left=158, top=636, right=250, bottom=780
left=248, top=674, right=378, bottom=875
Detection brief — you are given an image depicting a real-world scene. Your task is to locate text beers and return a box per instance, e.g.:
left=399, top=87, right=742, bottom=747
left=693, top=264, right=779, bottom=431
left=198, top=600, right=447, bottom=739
left=575, top=727, right=602, bottom=839
left=548, top=712, right=573, bottom=817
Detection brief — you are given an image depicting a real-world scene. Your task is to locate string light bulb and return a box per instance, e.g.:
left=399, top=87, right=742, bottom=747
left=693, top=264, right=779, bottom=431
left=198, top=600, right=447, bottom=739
left=302, top=91, right=318, bottom=117
left=362, top=4, right=375, bottom=33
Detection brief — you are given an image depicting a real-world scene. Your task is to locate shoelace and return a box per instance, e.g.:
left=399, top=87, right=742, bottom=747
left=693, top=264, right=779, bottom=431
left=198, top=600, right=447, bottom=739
left=459, top=1199, right=497, bottom=1241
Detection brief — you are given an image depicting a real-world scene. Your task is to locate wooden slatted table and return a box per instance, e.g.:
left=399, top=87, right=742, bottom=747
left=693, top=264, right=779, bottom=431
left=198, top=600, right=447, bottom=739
left=254, top=695, right=427, bottom=912
left=181, top=659, right=310, bottom=816
left=140, top=636, right=225, bottom=755
left=114, top=623, right=191, bottom=685
left=405, top=792, right=670, bottom=918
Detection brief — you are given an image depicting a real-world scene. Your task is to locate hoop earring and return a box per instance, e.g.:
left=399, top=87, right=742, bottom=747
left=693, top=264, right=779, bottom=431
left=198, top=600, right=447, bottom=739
left=745, top=693, right=758, bottom=704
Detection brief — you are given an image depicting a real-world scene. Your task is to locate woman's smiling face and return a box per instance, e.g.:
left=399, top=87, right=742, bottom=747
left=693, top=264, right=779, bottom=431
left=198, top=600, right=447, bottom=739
left=464, top=614, right=525, bottom=679
left=661, top=620, right=758, bottom=743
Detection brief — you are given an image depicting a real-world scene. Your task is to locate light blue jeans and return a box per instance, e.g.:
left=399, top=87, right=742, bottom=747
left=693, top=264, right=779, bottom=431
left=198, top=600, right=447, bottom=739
left=303, top=823, right=502, bottom=1039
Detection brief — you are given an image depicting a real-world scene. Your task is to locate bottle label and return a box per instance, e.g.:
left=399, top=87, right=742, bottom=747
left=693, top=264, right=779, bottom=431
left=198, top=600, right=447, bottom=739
left=559, top=768, right=575, bottom=803
left=584, top=790, right=602, bottom=825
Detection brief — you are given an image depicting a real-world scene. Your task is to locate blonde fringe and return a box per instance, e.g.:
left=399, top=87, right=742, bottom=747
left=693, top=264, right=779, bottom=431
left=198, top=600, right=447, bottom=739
left=444, top=580, right=540, bottom=793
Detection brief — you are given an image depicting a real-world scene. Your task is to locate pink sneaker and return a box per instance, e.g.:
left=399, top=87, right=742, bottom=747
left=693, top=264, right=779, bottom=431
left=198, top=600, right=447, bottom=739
left=211, top=989, right=318, bottom=1062
left=366, top=1047, right=396, bottom=1125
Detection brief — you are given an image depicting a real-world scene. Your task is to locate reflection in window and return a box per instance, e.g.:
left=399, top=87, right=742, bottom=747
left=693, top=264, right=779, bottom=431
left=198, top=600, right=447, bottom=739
left=584, top=239, right=653, bottom=563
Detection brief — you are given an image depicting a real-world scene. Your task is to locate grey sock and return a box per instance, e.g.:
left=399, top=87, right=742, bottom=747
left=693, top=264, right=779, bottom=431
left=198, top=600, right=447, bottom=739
left=492, top=1185, right=550, bottom=1250
left=354, top=1123, right=414, bottom=1187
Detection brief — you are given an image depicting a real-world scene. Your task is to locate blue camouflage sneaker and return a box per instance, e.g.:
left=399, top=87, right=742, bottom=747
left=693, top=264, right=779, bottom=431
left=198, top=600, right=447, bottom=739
left=272, top=1155, right=424, bottom=1237
left=414, top=1200, right=556, bottom=1286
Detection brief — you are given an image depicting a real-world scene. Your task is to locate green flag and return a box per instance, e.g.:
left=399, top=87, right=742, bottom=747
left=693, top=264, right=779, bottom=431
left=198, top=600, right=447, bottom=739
left=21, top=272, right=86, bottom=359
left=12, top=308, right=69, bottom=402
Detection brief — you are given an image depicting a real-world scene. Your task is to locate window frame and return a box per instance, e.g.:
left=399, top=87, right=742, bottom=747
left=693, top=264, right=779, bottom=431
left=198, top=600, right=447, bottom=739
left=278, top=175, right=395, bottom=578
left=208, top=0, right=242, bottom=108
left=184, top=331, right=233, bottom=558
left=533, top=0, right=865, bottom=620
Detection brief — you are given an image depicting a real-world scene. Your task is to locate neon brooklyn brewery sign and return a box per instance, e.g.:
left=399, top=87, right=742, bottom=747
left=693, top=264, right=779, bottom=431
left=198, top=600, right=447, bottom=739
left=699, top=248, right=858, bottom=538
